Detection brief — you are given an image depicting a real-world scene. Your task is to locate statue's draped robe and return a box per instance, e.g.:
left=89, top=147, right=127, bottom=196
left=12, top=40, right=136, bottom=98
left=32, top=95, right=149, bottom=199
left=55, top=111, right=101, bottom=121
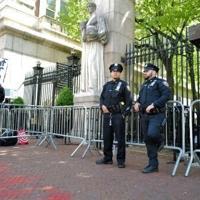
left=80, top=12, right=108, bottom=95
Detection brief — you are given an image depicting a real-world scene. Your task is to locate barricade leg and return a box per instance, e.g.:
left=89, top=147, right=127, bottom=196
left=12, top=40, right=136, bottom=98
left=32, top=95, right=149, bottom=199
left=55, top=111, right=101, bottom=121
left=70, top=139, right=87, bottom=157
left=81, top=140, right=105, bottom=158
left=185, top=151, right=200, bottom=177
left=81, top=143, right=91, bottom=158
left=36, top=133, right=57, bottom=150
left=81, top=129, right=93, bottom=158
left=47, top=134, right=57, bottom=149
left=166, top=101, right=187, bottom=176
left=185, top=153, right=194, bottom=176
left=35, top=134, right=45, bottom=146
left=36, top=108, right=57, bottom=149
left=184, top=100, right=200, bottom=176
left=171, top=148, right=183, bottom=176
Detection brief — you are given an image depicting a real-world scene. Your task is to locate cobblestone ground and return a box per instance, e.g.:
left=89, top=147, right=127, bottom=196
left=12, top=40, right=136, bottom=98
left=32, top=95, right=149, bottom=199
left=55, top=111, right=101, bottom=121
left=0, top=139, right=200, bottom=200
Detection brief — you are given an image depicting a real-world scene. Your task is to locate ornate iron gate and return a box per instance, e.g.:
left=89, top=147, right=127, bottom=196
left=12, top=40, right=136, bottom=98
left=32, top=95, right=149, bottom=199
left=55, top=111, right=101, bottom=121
left=123, top=34, right=200, bottom=153
left=24, top=62, right=80, bottom=106
left=124, top=35, right=200, bottom=106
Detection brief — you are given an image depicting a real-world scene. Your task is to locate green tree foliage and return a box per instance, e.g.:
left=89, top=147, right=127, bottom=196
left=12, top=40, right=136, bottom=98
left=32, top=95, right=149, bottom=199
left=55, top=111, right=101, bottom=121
left=11, top=97, right=24, bottom=105
left=58, top=0, right=89, bottom=41
left=135, top=0, right=200, bottom=98
left=135, top=0, right=200, bottom=39
left=56, top=86, right=73, bottom=106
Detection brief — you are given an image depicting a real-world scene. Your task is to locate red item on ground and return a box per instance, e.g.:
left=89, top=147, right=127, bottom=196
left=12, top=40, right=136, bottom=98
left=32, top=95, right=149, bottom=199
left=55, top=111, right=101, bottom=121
left=17, top=129, right=29, bottom=145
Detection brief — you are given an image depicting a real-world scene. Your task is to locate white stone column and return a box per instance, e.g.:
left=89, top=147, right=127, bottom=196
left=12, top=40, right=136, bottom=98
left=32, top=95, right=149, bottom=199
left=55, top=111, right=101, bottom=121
left=39, top=0, right=47, bottom=17
left=55, top=0, right=61, bottom=17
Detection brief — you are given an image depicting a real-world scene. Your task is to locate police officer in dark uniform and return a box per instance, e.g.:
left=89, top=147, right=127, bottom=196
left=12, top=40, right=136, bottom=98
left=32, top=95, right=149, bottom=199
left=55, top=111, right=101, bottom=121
left=133, top=63, right=171, bottom=173
left=96, top=63, right=132, bottom=168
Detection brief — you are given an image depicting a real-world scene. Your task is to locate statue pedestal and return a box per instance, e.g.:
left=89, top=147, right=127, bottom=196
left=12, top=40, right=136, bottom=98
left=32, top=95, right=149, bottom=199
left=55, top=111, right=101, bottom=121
left=74, top=92, right=99, bottom=106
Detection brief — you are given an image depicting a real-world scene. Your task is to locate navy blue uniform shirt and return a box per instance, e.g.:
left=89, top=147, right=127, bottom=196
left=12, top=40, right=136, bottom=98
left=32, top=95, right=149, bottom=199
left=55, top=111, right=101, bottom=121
left=137, top=77, right=171, bottom=109
left=100, top=79, right=132, bottom=116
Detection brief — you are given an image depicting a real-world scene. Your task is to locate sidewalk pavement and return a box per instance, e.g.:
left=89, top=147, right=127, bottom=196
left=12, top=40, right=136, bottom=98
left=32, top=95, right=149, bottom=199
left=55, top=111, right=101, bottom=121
left=0, top=140, right=200, bottom=200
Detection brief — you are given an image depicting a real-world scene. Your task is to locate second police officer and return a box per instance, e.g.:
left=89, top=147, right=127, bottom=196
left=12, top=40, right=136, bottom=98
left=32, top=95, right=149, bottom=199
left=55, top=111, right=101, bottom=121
left=133, top=63, right=171, bottom=173
left=96, top=63, right=132, bottom=168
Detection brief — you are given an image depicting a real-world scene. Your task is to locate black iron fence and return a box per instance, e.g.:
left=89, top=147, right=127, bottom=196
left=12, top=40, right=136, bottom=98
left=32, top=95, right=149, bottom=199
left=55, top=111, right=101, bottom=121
left=24, top=62, right=80, bottom=106
left=123, top=34, right=200, bottom=155
left=124, top=34, right=200, bottom=106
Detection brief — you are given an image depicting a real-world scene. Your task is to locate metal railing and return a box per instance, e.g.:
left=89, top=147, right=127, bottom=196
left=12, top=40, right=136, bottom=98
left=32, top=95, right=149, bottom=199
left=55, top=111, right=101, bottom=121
left=185, top=100, right=200, bottom=176
left=0, top=102, right=199, bottom=176
left=165, top=101, right=186, bottom=176
left=49, top=106, right=87, bottom=155
left=81, top=101, right=187, bottom=176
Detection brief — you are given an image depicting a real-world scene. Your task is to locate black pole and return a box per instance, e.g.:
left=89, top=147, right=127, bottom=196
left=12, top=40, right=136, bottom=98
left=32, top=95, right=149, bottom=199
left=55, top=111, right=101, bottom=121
left=32, top=61, right=43, bottom=105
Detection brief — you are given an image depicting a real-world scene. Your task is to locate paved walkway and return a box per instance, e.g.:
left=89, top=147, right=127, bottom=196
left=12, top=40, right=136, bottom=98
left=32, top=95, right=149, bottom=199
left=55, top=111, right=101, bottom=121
left=0, top=140, right=200, bottom=200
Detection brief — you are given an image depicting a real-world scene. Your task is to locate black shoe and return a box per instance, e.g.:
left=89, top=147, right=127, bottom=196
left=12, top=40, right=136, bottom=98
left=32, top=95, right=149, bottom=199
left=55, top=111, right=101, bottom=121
left=118, top=163, right=125, bottom=168
left=157, top=142, right=165, bottom=152
left=143, top=164, right=150, bottom=170
left=142, top=166, right=159, bottom=173
left=96, top=158, right=113, bottom=165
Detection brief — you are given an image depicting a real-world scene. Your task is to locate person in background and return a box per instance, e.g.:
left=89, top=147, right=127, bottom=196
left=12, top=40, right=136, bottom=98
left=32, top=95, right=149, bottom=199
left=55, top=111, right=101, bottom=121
left=133, top=63, right=171, bottom=173
left=96, top=63, right=132, bottom=168
left=0, top=84, right=5, bottom=103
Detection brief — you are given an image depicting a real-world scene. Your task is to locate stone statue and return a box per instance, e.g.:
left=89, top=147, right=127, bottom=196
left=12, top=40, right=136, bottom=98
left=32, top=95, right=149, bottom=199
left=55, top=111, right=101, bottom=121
left=79, top=1, right=108, bottom=95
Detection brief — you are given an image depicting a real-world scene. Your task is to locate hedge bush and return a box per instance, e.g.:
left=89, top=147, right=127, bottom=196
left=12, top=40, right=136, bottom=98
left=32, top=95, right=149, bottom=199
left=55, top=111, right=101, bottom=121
left=56, top=86, right=73, bottom=106
left=11, top=97, right=24, bottom=105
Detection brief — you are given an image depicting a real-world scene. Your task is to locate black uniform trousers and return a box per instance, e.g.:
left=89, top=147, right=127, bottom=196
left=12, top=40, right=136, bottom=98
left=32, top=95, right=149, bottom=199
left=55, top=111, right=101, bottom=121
left=140, top=113, right=165, bottom=168
left=103, top=113, right=125, bottom=164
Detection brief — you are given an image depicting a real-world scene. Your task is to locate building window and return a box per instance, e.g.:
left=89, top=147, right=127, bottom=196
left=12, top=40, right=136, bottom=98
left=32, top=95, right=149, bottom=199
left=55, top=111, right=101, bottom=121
left=60, top=0, right=67, bottom=12
left=46, top=0, right=56, bottom=18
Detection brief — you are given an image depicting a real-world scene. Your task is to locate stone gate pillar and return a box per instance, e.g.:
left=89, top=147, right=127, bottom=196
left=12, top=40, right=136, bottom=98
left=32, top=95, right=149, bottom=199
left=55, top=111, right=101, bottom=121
left=74, top=0, right=134, bottom=105
left=95, top=0, right=134, bottom=81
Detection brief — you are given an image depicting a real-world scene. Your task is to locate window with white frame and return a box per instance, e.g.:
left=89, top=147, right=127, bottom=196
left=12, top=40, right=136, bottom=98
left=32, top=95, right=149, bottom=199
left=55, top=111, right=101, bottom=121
left=46, top=0, right=56, bottom=18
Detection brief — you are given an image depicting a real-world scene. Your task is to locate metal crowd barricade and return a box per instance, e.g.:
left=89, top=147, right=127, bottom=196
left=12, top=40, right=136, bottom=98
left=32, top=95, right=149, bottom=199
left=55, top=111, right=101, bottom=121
left=48, top=106, right=87, bottom=157
left=86, top=106, right=154, bottom=150
left=185, top=100, right=200, bottom=176
left=84, top=102, right=185, bottom=176
left=125, top=100, right=185, bottom=176
left=0, top=106, right=51, bottom=145
left=0, top=105, right=88, bottom=152
left=0, top=102, right=189, bottom=176
left=0, top=108, right=10, bottom=137
left=81, top=106, right=102, bottom=158
left=84, top=106, right=149, bottom=152
left=165, top=101, right=185, bottom=176
left=34, top=107, right=56, bottom=149
left=8, top=107, right=54, bottom=146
